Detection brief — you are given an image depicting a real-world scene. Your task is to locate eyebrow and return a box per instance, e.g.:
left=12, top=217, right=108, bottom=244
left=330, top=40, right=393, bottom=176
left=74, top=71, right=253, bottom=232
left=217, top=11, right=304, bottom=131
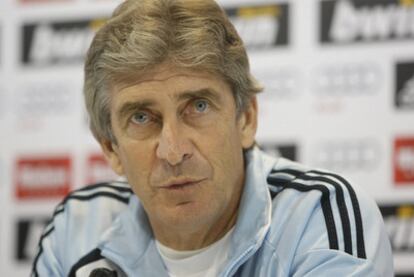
left=176, top=88, right=222, bottom=103
left=116, top=88, right=222, bottom=121
left=117, top=100, right=156, bottom=123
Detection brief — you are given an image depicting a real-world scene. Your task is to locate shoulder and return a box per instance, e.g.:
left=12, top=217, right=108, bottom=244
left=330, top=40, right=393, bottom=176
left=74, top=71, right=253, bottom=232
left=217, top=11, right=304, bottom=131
left=50, top=180, right=133, bottom=240
left=266, top=158, right=378, bottom=258
left=32, top=181, right=133, bottom=275
left=55, top=181, right=133, bottom=215
left=51, top=181, right=133, bottom=229
left=263, top=158, right=392, bottom=275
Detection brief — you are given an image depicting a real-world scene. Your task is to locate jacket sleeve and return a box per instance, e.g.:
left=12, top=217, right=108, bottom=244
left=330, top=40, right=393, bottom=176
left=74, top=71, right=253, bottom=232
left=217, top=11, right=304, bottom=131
left=31, top=208, right=65, bottom=277
left=289, top=181, right=393, bottom=277
left=30, top=183, right=133, bottom=277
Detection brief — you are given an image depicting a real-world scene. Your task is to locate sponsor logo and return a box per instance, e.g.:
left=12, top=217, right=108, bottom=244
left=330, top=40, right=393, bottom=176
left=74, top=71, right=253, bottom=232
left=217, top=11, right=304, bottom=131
left=394, top=137, right=414, bottom=184
left=226, top=4, right=289, bottom=49
left=15, top=156, right=71, bottom=199
left=16, top=80, right=74, bottom=117
left=312, top=62, right=381, bottom=95
left=259, top=143, right=298, bottom=161
left=16, top=217, right=49, bottom=262
left=312, top=139, right=380, bottom=172
left=86, top=154, right=117, bottom=184
left=320, top=0, right=414, bottom=44
left=396, top=61, right=414, bottom=109
left=380, top=203, right=414, bottom=253
left=22, top=18, right=106, bottom=66
left=255, top=67, right=301, bottom=100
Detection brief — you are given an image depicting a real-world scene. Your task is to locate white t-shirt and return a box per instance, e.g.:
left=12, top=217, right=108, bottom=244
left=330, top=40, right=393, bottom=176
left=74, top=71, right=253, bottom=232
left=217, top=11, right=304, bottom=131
left=155, top=228, right=235, bottom=277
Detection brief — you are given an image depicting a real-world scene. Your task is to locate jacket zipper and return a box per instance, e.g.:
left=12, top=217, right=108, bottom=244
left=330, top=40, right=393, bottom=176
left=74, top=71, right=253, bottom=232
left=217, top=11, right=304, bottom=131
left=222, top=245, right=255, bottom=277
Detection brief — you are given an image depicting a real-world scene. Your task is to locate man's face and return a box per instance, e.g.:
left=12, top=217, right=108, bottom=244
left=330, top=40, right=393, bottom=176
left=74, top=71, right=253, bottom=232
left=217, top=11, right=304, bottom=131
left=101, top=64, right=257, bottom=235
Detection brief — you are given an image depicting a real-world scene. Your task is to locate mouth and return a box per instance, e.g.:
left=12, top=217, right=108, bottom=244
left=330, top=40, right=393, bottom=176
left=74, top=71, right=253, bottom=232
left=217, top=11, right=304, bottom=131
left=160, top=178, right=205, bottom=191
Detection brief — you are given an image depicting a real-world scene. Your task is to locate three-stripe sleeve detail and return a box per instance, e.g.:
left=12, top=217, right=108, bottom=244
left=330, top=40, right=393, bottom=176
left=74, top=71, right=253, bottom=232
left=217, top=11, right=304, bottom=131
left=267, top=174, right=339, bottom=251
left=267, top=168, right=366, bottom=259
left=310, top=170, right=366, bottom=259
left=31, top=183, right=132, bottom=277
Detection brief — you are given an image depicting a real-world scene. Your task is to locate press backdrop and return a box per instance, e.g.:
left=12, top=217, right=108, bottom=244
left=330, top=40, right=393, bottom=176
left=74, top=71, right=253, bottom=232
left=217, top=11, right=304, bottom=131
left=0, top=0, right=413, bottom=276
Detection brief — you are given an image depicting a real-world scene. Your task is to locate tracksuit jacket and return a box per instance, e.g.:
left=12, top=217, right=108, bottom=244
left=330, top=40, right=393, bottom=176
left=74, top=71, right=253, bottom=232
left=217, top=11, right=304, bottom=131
left=32, top=147, right=393, bottom=276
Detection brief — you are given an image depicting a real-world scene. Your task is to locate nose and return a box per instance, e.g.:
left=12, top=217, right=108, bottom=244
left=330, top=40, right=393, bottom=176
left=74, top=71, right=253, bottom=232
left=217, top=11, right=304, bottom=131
left=156, top=120, right=193, bottom=166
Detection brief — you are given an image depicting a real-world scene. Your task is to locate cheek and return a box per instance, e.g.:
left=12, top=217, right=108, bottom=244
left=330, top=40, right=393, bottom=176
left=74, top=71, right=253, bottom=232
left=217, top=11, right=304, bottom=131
left=118, top=141, right=155, bottom=188
left=200, top=121, right=243, bottom=176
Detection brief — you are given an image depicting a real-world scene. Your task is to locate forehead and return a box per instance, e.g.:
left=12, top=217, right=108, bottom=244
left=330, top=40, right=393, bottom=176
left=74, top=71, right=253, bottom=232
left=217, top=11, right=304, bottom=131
left=110, top=64, right=233, bottom=105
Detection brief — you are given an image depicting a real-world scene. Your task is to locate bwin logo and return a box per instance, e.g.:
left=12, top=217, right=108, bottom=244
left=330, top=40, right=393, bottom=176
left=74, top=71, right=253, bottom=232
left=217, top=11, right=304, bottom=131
left=396, top=62, right=414, bottom=108
left=28, top=24, right=94, bottom=65
left=22, top=19, right=105, bottom=65
left=397, top=74, right=414, bottom=107
left=320, top=0, right=414, bottom=44
left=227, top=4, right=289, bottom=49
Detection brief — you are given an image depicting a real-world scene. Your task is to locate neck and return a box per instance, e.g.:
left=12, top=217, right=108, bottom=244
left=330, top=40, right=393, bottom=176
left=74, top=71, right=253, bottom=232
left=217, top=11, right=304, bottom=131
left=160, top=213, right=238, bottom=251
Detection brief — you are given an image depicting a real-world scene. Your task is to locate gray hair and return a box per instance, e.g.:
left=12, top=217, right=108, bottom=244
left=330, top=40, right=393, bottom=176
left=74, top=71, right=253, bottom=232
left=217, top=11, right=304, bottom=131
left=84, top=0, right=263, bottom=142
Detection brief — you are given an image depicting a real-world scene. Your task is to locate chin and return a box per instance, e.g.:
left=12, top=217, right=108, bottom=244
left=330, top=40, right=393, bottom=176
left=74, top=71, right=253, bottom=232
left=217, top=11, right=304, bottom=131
left=162, top=202, right=216, bottom=229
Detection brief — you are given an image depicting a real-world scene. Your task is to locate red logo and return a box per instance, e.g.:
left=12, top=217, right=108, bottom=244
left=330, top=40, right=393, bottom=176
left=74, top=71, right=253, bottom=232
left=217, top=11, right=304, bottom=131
left=394, top=138, right=414, bottom=185
left=15, top=156, right=71, bottom=199
left=87, top=154, right=117, bottom=184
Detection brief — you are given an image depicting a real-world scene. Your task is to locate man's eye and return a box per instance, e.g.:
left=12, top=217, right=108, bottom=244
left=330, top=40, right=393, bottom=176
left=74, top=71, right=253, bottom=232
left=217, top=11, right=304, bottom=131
left=131, top=112, right=151, bottom=125
left=193, top=99, right=209, bottom=113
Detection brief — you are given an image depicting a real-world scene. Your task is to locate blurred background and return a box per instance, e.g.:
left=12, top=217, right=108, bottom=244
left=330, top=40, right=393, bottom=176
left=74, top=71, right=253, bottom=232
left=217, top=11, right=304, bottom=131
left=0, top=0, right=413, bottom=275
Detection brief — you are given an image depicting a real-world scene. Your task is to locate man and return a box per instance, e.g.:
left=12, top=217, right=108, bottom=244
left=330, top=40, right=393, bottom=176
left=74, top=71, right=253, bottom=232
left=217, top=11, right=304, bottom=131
left=32, top=0, right=393, bottom=276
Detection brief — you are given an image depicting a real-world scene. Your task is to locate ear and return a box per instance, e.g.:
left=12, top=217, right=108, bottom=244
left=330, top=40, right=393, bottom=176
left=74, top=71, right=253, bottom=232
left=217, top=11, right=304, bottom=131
left=99, top=139, right=125, bottom=176
left=238, top=96, right=258, bottom=149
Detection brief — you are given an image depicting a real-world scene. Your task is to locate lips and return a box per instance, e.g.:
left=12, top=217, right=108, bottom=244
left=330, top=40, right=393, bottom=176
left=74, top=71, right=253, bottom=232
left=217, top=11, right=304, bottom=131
left=167, top=182, right=196, bottom=190
left=159, top=178, right=205, bottom=190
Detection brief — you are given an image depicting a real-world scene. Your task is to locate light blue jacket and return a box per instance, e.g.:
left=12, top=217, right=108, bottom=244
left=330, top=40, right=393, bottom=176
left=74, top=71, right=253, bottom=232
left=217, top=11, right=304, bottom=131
left=32, top=148, right=393, bottom=276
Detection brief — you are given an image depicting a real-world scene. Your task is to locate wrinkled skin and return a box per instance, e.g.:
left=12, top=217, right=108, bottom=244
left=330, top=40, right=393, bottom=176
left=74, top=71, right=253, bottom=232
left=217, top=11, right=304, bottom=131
left=101, top=64, right=257, bottom=250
